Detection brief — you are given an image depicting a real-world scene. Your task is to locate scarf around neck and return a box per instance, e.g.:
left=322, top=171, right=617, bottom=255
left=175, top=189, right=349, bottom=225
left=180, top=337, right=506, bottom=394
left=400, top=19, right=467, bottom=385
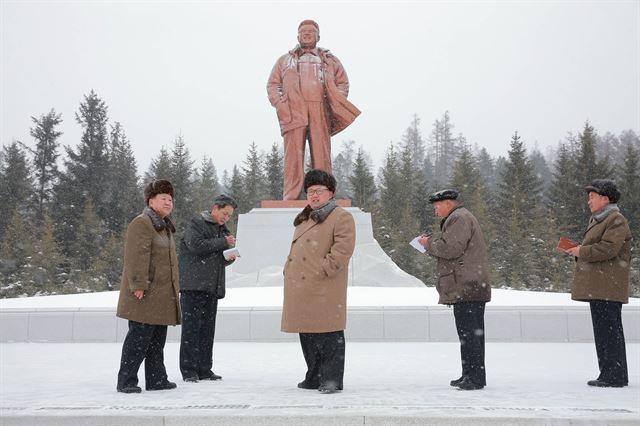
left=591, top=203, right=620, bottom=223
left=144, top=206, right=176, bottom=233
left=293, top=198, right=338, bottom=226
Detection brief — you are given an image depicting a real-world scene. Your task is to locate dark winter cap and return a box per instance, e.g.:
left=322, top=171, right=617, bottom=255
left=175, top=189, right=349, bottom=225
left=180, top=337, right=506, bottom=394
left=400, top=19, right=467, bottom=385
left=144, top=179, right=174, bottom=206
left=304, top=169, right=336, bottom=194
left=585, top=179, right=621, bottom=203
left=428, top=189, right=459, bottom=203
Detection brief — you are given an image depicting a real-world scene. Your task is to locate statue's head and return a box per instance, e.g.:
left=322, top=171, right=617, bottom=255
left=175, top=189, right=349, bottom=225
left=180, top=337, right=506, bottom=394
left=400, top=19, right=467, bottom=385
left=297, top=19, right=320, bottom=49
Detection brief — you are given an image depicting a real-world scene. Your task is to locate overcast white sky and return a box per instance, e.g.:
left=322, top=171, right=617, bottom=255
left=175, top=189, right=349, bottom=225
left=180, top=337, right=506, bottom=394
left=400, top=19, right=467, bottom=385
left=1, top=1, right=638, bottom=176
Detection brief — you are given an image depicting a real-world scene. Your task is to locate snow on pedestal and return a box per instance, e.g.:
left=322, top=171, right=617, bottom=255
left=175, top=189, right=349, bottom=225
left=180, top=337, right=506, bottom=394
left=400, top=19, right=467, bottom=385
left=228, top=207, right=424, bottom=288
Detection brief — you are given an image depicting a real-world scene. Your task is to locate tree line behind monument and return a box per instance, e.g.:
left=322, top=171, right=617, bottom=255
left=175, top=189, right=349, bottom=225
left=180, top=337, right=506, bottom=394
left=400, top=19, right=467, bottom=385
left=1, top=90, right=639, bottom=298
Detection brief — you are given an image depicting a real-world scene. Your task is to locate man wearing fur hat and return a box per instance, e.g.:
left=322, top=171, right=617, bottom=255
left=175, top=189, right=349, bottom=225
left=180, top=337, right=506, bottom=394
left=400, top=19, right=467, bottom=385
left=281, top=169, right=356, bottom=393
left=267, top=20, right=360, bottom=200
left=419, top=189, right=491, bottom=390
left=562, top=179, right=632, bottom=387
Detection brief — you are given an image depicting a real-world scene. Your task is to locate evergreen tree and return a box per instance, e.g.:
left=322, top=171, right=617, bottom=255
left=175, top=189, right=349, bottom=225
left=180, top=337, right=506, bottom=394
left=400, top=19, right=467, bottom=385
left=227, top=165, right=246, bottom=214
left=475, top=147, right=497, bottom=191
left=401, top=114, right=426, bottom=170
left=28, top=109, right=62, bottom=221
left=241, top=142, right=265, bottom=210
left=428, top=111, right=457, bottom=186
left=0, top=142, right=33, bottom=238
left=92, top=234, right=123, bottom=291
left=30, top=215, right=66, bottom=295
left=264, top=142, right=284, bottom=200
left=0, top=210, right=35, bottom=297
left=374, top=144, right=403, bottom=254
left=53, top=90, right=109, bottom=251
left=332, top=140, right=355, bottom=199
left=145, top=147, right=172, bottom=183
left=192, top=156, right=220, bottom=213
left=349, top=147, right=376, bottom=211
left=494, top=132, right=542, bottom=288
left=548, top=142, right=582, bottom=238
left=105, top=122, right=140, bottom=233
left=169, top=134, right=195, bottom=232
left=618, top=142, right=640, bottom=236
left=71, top=198, right=104, bottom=272
left=529, top=147, right=552, bottom=197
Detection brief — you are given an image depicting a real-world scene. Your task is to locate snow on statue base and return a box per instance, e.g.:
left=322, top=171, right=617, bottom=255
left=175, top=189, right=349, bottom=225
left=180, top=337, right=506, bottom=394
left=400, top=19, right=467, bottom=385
left=227, top=206, right=423, bottom=288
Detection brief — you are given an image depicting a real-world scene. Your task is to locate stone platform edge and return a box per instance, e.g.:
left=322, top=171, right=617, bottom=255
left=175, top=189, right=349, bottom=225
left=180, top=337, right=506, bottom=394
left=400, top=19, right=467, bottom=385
left=1, top=305, right=638, bottom=343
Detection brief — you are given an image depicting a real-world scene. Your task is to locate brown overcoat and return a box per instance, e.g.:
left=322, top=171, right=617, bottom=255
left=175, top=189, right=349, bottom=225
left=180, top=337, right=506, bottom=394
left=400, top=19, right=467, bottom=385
left=116, top=212, right=181, bottom=325
left=426, top=206, right=491, bottom=305
left=281, top=207, right=356, bottom=333
left=267, top=47, right=360, bottom=137
left=572, top=209, right=632, bottom=304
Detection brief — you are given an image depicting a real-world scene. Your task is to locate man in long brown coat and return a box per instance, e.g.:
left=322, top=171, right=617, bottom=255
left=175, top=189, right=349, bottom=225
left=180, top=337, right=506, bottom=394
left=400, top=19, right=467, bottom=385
left=282, top=169, right=356, bottom=393
left=116, top=180, right=181, bottom=394
left=563, top=179, right=632, bottom=387
left=419, top=189, right=491, bottom=390
left=267, top=19, right=360, bottom=200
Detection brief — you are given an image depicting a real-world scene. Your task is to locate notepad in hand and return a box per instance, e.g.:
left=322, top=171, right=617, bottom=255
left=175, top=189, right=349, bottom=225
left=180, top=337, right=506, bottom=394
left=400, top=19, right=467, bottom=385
left=557, top=237, right=579, bottom=251
left=223, top=247, right=240, bottom=260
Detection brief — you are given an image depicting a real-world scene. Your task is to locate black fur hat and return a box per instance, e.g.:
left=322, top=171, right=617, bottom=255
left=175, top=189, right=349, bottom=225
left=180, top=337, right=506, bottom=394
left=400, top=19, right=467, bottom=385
left=144, top=179, right=174, bottom=205
left=304, top=169, right=336, bottom=194
left=428, top=189, right=459, bottom=203
left=585, top=179, right=621, bottom=203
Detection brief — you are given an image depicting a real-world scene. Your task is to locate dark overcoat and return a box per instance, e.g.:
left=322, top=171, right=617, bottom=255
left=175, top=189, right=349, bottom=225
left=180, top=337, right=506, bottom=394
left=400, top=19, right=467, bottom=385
left=116, top=211, right=181, bottom=325
left=572, top=210, right=632, bottom=304
left=426, top=206, right=491, bottom=305
left=178, top=211, right=234, bottom=298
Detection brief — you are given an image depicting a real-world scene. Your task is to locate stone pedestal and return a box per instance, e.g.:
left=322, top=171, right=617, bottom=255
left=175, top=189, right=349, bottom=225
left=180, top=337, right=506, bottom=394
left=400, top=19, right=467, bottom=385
left=227, top=206, right=424, bottom=288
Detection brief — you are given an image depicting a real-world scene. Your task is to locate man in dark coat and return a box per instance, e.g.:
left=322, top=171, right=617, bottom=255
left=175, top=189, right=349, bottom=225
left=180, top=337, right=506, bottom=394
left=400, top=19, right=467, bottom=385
left=178, top=195, right=238, bottom=382
left=419, top=189, right=491, bottom=390
left=562, top=179, right=632, bottom=387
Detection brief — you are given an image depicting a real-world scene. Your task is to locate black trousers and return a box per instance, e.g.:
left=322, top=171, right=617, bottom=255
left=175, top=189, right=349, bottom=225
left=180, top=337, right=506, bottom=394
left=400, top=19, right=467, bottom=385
left=117, top=320, right=168, bottom=390
left=590, top=300, right=628, bottom=385
left=299, top=331, right=345, bottom=389
left=453, top=301, right=486, bottom=385
left=179, top=290, right=219, bottom=379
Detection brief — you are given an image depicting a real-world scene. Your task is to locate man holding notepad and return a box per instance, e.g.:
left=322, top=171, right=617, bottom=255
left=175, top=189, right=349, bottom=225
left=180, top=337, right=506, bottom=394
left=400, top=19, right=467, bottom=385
left=178, top=195, right=238, bottom=383
left=561, top=179, right=632, bottom=388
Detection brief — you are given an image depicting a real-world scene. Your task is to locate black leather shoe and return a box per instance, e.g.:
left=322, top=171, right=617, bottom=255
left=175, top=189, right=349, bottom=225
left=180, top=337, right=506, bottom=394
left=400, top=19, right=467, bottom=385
left=297, top=380, right=319, bottom=389
left=183, top=376, right=199, bottom=383
left=455, top=377, right=484, bottom=390
left=587, top=379, right=626, bottom=388
left=117, top=385, right=142, bottom=394
left=200, top=372, right=222, bottom=381
left=147, top=381, right=177, bottom=391
left=318, top=386, right=341, bottom=394
left=450, top=376, right=465, bottom=387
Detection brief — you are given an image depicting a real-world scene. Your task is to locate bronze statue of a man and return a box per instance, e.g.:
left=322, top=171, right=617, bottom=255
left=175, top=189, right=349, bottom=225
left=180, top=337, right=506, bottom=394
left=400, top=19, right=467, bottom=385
left=267, top=19, right=360, bottom=200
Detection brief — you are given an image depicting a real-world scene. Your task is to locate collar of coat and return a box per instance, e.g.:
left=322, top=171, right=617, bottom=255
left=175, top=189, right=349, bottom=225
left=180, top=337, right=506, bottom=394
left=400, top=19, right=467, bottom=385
left=289, top=45, right=334, bottom=60
left=591, top=203, right=620, bottom=223
left=293, top=198, right=338, bottom=226
left=439, top=205, right=464, bottom=229
left=144, top=206, right=176, bottom=233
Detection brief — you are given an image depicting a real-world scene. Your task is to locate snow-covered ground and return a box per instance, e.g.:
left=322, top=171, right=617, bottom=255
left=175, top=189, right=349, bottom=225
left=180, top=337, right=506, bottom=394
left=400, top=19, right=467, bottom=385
left=1, top=341, right=638, bottom=424
left=2, top=288, right=639, bottom=424
left=3, top=286, right=638, bottom=309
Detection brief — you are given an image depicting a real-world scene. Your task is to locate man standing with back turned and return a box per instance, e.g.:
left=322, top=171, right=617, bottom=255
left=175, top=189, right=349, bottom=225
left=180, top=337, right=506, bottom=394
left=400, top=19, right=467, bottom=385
left=420, top=189, right=491, bottom=390
left=267, top=19, right=360, bottom=200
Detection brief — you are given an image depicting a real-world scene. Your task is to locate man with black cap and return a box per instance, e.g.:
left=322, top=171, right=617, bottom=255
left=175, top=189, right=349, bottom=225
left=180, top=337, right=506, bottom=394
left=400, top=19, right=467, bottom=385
left=281, top=169, right=356, bottom=394
left=562, top=179, right=632, bottom=387
left=419, top=189, right=491, bottom=390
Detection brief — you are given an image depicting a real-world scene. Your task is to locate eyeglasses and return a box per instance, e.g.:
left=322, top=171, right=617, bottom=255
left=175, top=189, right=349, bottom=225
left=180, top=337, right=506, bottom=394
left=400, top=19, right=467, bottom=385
left=306, top=187, right=329, bottom=197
